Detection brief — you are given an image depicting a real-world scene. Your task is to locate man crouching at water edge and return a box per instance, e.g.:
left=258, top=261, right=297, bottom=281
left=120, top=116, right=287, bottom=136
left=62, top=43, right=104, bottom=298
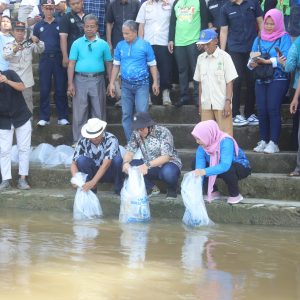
left=122, top=112, right=182, bottom=199
left=70, top=118, right=124, bottom=195
left=192, top=120, right=251, bottom=204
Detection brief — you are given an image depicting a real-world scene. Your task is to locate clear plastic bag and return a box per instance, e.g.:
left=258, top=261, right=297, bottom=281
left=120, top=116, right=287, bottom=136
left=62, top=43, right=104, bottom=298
left=44, top=145, right=74, bottom=167
left=71, top=172, right=103, bottom=220
left=30, top=143, right=55, bottom=165
left=181, top=171, right=213, bottom=227
left=119, top=166, right=151, bottom=223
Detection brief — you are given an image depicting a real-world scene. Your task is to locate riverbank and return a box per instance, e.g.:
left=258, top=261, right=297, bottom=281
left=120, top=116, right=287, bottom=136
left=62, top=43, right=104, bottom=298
left=1, top=188, right=299, bottom=227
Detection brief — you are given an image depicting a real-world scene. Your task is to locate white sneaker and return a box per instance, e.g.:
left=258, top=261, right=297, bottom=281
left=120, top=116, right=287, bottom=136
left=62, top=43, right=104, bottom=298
left=149, top=95, right=153, bottom=106
left=247, top=114, right=259, bottom=126
left=233, top=115, right=248, bottom=126
left=37, top=120, right=50, bottom=126
left=57, top=119, right=70, bottom=125
left=264, top=141, right=279, bottom=154
left=162, top=89, right=172, bottom=106
left=253, top=140, right=267, bottom=152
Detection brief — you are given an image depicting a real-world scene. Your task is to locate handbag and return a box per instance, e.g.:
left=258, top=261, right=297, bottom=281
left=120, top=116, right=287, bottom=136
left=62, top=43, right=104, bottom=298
left=252, top=38, right=278, bottom=81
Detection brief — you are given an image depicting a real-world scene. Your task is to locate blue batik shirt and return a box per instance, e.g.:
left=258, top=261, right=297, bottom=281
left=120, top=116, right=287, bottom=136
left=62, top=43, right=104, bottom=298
left=113, top=37, right=156, bottom=84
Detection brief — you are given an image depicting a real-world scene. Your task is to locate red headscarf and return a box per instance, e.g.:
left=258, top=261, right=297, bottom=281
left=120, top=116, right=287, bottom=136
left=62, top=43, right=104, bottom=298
left=261, top=9, right=287, bottom=42
left=191, top=120, right=239, bottom=201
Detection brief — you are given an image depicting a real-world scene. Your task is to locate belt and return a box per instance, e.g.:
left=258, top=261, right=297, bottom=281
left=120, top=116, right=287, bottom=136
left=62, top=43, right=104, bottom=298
left=42, top=53, right=61, bottom=58
left=75, top=72, right=104, bottom=78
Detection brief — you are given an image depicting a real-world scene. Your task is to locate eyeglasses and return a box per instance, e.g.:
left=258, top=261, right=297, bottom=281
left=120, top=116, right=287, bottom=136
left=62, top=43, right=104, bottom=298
left=88, top=43, right=92, bottom=52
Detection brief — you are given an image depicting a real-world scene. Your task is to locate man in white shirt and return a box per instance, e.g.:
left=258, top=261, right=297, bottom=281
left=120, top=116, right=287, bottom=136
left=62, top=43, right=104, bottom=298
left=136, top=0, right=174, bottom=105
left=194, top=29, right=238, bottom=136
left=18, top=0, right=40, bottom=23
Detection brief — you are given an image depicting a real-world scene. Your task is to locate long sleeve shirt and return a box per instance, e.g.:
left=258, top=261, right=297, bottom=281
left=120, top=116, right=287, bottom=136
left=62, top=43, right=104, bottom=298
left=195, top=137, right=250, bottom=176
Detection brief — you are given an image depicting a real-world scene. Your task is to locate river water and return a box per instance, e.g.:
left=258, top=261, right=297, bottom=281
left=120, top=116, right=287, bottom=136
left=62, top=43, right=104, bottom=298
left=0, top=209, right=299, bottom=300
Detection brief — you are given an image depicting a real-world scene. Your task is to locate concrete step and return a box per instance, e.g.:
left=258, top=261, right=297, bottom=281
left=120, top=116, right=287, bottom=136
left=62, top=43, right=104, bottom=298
left=178, top=149, right=297, bottom=174
left=29, top=122, right=294, bottom=150
left=0, top=188, right=299, bottom=226
left=32, top=94, right=294, bottom=124
left=10, top=166, right=300, bottom=201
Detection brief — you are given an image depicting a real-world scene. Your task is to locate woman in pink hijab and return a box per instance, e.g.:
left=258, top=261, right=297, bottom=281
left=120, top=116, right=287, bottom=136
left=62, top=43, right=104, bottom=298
left=249, top=9, right=291, bottom=154
left=191, top=120, right=251, bottom=204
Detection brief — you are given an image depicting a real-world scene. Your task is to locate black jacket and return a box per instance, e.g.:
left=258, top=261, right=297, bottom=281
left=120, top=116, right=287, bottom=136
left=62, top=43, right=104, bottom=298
left=0, top=70, right=31, bottom=130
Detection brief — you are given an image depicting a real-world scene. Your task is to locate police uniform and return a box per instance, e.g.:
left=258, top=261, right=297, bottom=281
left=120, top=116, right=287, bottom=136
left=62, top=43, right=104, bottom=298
left=3, top=21, right=45, bottom=113
left=33, top=0, right=68, bottom=123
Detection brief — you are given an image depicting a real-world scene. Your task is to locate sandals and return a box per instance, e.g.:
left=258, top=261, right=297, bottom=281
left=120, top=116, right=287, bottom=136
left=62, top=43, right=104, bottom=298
left=288, top=171, right=300, bottom=177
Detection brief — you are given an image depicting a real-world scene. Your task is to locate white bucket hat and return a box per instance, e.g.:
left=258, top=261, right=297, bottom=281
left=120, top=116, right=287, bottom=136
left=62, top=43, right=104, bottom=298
left=81, top=118, right=107, bottom=139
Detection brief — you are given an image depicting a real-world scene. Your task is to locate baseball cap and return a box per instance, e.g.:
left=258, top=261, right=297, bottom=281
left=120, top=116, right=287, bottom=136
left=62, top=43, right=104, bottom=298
left=13, top=21, right=26, bottom=30
left=41, top=0, right=55, bottom=5
left=196, top=29, right=218, bottom=45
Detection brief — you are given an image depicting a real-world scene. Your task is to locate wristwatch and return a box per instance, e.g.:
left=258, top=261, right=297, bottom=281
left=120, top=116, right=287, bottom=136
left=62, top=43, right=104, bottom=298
left=145, top=161, right=151, bottom=169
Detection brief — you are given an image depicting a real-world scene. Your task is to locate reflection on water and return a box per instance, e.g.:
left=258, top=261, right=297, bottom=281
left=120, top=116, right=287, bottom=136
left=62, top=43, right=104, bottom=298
left=0, top=209, right=300, bottom=300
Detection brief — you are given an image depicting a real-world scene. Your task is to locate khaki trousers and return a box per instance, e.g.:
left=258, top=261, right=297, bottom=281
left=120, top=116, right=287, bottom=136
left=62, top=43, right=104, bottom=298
left=201, top=109, right=233, bottom=137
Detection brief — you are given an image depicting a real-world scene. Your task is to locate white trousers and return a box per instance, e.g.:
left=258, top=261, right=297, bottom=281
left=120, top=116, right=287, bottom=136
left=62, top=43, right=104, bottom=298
left=0, top=120, right=32, bottom=180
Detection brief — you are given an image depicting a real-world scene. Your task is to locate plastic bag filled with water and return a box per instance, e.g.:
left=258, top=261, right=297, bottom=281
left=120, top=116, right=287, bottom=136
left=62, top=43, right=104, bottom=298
left=44, top=145, right=74, bottom=167
left=71, top=172, right=102, bottom=220
left=119, top=166, right=151, bottom=223
left=30, top=143, right=55, bottom=165
left=181, top=171, right=213, bottom=227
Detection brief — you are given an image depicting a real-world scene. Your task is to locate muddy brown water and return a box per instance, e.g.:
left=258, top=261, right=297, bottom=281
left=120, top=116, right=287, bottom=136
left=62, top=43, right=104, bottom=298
left=0, top=209, right=299, bottom=300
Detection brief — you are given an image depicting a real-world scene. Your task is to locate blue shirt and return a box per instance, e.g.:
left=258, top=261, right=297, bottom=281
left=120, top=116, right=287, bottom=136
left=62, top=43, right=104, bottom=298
left=0, top=33, right=14, bottom=71
left=251, top=34, right=292, bottom=79
left=84, top=0, right=109, bottom=37
left=69, top=35, right=112, bottom=73
left=220, top=0, right=263, bottom=52
left=195, top=138, right=250, bottom=176
left=33, top=19, right=61, bottom=54
left=113, top=37, right=156, bottom=84
left=285, top=36, right=300, bottom=89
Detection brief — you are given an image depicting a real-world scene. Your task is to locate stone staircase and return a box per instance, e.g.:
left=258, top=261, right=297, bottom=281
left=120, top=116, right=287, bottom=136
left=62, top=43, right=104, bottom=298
left=2, top=62, right=300, bottom=226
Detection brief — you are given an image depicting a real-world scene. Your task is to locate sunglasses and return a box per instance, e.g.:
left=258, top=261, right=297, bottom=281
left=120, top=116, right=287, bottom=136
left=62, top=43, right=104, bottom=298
left=88, top=43, right=92, bottom=52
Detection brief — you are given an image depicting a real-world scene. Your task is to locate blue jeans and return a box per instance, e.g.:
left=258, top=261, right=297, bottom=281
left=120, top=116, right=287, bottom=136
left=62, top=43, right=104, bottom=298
left=76, top=155, right=124, bottom=193
left=130, top=159, right=180, bottom=192
left=255, top=79, right=289, bottom=144
left=121, top=81, right=149, bottom=141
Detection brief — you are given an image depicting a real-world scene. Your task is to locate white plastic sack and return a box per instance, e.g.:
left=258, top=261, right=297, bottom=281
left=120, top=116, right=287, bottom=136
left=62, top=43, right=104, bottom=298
left=71, top=172, right=103, bottom=220
left=181, top=171, right=213, bottom=227
left=44, top=145, right=74, bottom=167
left=30, top=143, right=55, bottom=164
left=119, top=166, right=150, bottom=223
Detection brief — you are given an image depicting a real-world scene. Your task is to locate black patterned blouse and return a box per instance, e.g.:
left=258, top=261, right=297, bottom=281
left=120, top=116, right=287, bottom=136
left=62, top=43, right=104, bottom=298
left=126, top=125, right=182, bottom=169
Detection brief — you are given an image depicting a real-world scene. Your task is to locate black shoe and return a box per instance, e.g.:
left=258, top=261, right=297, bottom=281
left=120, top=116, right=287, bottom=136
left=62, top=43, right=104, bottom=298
left=166, top=189, right=177, bottom=199
left=174, top=100, right=188, bottom=108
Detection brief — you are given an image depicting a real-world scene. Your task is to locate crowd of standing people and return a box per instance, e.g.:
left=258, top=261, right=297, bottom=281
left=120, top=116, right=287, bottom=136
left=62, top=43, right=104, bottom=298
left=0, top=0, right=300, bottom=200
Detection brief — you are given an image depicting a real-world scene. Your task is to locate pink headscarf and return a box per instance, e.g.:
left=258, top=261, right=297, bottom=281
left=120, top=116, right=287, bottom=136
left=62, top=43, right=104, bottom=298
left=191, top=120, right=239, bottom=202
left=261, top=9, right=287, bottom=42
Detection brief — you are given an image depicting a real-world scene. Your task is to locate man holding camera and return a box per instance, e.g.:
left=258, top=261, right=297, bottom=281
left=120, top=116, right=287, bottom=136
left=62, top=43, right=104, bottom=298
left=3, top=21, right=44, bottom=113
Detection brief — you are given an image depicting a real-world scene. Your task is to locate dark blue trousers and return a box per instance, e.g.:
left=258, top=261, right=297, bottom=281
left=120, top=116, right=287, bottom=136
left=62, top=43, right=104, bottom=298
left=76, top=155, right=124, bottom=194
left=130, top=159, right=180, bottom=192
left=39, top=53, right=68, bottom=121
left=255, top=79, right=289, bottom=144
